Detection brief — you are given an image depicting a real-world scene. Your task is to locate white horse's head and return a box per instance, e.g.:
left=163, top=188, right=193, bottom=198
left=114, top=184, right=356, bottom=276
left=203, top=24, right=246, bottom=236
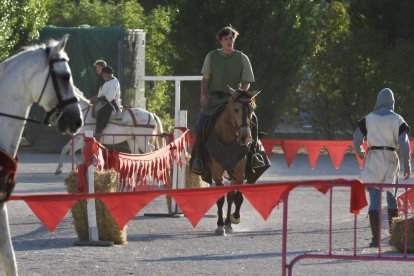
left=44, top=35, right=83, bottom=133
left=23, top=35, right=83, bottom=134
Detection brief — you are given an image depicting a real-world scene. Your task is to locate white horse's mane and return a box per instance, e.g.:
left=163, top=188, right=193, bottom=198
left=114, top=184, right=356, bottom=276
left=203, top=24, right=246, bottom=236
left=74, top=86, right=91, bottom=104
left=0, top=39, right=69, bottom=73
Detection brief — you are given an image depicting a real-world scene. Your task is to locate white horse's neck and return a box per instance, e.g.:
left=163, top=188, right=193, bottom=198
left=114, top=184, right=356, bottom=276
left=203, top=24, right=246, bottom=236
left=0, top=49, right=49, bottom=156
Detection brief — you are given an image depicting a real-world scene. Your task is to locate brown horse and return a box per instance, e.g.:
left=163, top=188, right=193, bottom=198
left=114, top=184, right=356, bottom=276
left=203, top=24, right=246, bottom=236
left=203, top=86, right=260, bottom=235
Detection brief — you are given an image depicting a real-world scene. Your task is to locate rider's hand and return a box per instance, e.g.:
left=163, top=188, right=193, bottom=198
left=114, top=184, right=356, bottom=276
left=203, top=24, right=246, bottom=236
left=357, top=151, right=365, bottom=160
left=404, top=169, right=411, bottom=180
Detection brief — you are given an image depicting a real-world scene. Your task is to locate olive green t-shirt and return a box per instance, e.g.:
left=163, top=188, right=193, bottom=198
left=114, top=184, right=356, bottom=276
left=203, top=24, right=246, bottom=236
left=200, top=49, right=255, bottom=116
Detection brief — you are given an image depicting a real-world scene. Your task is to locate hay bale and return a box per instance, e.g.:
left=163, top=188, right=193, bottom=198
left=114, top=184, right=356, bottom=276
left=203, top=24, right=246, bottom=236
left=389, top=216, right=414, bottom=252
left=65, top=170, right=127, bottom=244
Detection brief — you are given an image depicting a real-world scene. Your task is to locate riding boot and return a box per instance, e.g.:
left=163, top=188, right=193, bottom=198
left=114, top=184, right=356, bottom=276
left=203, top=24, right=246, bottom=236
left=368, top=210, right=380, bottom=247
left=388, top=208, right=399, bottom=235
left=250, top=113, right=265, bottom=169
left=191, top=123, right=205, bottom=175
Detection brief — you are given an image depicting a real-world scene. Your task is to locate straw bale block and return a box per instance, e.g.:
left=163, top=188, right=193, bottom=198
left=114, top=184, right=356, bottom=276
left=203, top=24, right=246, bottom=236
left=389, top=216, right=414, bottom=253
left=65, top=170, right=127, bottom=244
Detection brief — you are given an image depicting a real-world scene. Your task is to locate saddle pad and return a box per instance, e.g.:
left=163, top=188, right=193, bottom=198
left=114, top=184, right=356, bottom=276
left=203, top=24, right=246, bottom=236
left=205, top=128, right=249, bottom=172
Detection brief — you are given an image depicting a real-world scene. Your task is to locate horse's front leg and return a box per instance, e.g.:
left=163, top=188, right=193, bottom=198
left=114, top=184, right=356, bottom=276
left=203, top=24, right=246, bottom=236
left=231, top=191, right=244, bottom=224
left=224, top=191, right=235, bottom=234
left=0, top=204, right=18, bottom=276
left=215, top=195, right=225, bottom=235
left=229, top=162, right=246, bottom=225
left=55, top=139, right=73, bottom=175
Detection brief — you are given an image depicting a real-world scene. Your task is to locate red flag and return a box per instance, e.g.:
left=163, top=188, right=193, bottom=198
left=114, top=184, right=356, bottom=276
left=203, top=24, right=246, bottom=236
left=171, top=188, right=229, bottom=227
left=101, top=193, right=162, bottom=229
left=241, top=184, right=291, bottom=220
left=24, top=197, right=77, bottom=232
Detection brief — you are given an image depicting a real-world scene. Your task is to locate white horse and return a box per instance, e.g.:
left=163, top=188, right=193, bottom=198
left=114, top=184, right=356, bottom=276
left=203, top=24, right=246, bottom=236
left=0, top=35, right=83, bottom=276
left=54, top=88, right=166, bottom=175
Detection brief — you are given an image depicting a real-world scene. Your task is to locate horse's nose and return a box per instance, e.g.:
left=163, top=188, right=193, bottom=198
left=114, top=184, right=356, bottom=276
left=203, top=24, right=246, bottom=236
left=238, top=126, right=252, bottom=146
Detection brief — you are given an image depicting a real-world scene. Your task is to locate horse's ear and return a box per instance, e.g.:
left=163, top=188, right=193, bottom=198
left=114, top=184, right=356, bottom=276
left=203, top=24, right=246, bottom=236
left=248, top=90, right=261, bottom=99
left=51, top=34, right=69, bottom=57
left=59, top=34, right=70, bottom=51
left=227, top=85, right=237, bottom=96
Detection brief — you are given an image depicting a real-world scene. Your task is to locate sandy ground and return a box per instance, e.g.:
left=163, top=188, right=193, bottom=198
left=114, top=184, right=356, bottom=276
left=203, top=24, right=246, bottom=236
left=2, top=149, right=414, bottom=276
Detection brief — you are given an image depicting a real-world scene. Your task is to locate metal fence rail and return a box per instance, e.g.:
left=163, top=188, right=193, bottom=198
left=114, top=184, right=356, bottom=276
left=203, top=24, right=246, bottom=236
left=282, top=182, right=414, bottom=276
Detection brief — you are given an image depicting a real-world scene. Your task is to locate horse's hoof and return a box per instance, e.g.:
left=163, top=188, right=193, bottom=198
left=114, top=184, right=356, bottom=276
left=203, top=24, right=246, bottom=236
left=230, top=214, right=241, bottom=224
left=215, top=226, right=225, bottom=236
left=224, top=225, right=233, bottom=234
left=55, top=169, right=62, bottom=175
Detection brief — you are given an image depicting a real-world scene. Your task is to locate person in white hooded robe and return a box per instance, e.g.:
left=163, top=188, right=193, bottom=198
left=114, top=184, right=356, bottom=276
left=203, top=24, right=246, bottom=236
left=353, top=88, right=411, bottom=247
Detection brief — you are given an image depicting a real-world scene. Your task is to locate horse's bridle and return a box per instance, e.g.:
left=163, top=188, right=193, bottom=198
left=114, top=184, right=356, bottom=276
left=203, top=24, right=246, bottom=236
left=0, top=47, right=79, bottom=126
left=231, top=92, right=253, bottom=132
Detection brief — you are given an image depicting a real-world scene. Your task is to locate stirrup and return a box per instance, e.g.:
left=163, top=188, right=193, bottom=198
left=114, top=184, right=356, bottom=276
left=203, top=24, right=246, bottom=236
left=251, top=153, right=265, bottom=169
left=191, top=157, right=204, bottom=175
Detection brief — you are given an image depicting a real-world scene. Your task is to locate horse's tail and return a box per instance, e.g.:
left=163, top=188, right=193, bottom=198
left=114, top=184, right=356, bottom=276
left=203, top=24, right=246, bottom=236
left=152, top=113, right=166, bottom=150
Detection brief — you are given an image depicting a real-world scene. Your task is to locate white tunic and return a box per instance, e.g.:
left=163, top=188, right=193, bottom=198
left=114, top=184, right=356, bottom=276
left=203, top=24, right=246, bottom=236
left=97, top=77, right=121, bottom=103
left=359, top=112, right=405, bottom=187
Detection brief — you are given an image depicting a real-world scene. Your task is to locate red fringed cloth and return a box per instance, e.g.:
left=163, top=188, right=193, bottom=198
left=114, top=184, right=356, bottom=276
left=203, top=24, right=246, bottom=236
left=78, top=130, right=189, bottom=192
left=0, top=149, right=18, bottom=203
left=76, top=137, right=96, bottom=193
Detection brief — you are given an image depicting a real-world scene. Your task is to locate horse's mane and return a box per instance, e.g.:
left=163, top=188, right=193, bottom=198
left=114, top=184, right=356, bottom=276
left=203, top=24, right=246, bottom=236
left=0, top=39, right=68, bottom=72
left=74, top=86, right=90, bottom=104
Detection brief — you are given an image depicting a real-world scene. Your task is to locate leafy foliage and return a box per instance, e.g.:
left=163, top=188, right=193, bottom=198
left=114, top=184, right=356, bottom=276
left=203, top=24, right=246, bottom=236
left=45, top=0, right=175, bottom=131
left=170, top=0, right=319, bottom=134
left=0, top=0, right=48, bottom=61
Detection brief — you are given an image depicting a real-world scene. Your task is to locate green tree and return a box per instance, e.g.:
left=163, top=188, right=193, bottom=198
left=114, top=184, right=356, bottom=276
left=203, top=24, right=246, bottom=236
left=170, top=0, right=319, bottom=135
left=349, top=0, right=414, bottom=129
left=46, top=0, right=176, bottom=131
left=0, top=0, right=48, bottom=61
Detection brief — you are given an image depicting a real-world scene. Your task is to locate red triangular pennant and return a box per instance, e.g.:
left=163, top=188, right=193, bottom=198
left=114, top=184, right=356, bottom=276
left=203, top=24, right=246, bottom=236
left=101, top=193, right=162, bottom=229
left=241, top=184, right=291, bottom=220
left=261, top=139, right=279, bottom=157
left=325, top=145, right=349, bottom=169
left=305, top=144, right=321, bottom=169
left=171, top=189, right=229, bottom=227
left=280, top=141, right=302, bottom=167
left=24, top=198, right=77, bottom=232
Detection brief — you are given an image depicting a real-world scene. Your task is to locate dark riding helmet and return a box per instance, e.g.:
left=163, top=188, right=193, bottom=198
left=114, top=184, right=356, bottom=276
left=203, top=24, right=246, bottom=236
left=101, top=66, right=114, bottom=74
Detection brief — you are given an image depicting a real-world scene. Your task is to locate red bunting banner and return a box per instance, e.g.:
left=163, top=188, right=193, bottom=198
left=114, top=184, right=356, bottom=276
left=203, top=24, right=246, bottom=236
left=10, top=179, right=367, bottom=232
left=100, top=193, right=163, bottom=229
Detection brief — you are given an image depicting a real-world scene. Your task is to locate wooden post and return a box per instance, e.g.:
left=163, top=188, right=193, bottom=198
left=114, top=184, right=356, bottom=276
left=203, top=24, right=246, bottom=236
left=85, top=130, right=99, bottom=241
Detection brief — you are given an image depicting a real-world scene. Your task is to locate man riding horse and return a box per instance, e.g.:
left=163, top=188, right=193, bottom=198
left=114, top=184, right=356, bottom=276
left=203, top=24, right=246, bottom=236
left=90, top=65, right=122, bottom=141
left=191, top=25, right=266, bottom=176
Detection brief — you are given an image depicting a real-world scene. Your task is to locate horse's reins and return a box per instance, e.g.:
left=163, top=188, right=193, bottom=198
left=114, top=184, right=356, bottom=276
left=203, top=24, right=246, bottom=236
left=0, top=47, right=78, bottom=126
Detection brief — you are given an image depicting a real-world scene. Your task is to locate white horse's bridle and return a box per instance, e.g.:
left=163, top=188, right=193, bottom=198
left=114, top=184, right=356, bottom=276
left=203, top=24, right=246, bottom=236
left=0, top=47, right=79, bottom=126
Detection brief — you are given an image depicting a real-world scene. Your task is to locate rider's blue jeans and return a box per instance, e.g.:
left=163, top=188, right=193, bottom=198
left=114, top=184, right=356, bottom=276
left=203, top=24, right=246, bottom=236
left=368, top=188, right=398, bottom=211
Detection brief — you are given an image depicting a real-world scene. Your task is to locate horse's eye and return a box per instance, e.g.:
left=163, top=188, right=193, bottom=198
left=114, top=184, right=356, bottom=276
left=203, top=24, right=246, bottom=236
left=60, top=72, right=70, bottom=81
left=234, top=108, right=239, bottom=113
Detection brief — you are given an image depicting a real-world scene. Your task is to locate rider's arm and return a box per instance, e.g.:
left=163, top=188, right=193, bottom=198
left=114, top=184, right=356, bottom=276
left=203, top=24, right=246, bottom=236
left=399, top=122, right=411, bottom=179
left=200, top=75, right=209, bottom=106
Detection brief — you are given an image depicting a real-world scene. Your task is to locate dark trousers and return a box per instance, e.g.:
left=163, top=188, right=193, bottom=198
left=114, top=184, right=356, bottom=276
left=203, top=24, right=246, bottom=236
left=96, top=102, right=113, bottom=134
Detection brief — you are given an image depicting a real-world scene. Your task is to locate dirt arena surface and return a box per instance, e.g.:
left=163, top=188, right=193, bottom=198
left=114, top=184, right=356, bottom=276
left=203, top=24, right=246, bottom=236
left=2, top=149, right=414, bottom=275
